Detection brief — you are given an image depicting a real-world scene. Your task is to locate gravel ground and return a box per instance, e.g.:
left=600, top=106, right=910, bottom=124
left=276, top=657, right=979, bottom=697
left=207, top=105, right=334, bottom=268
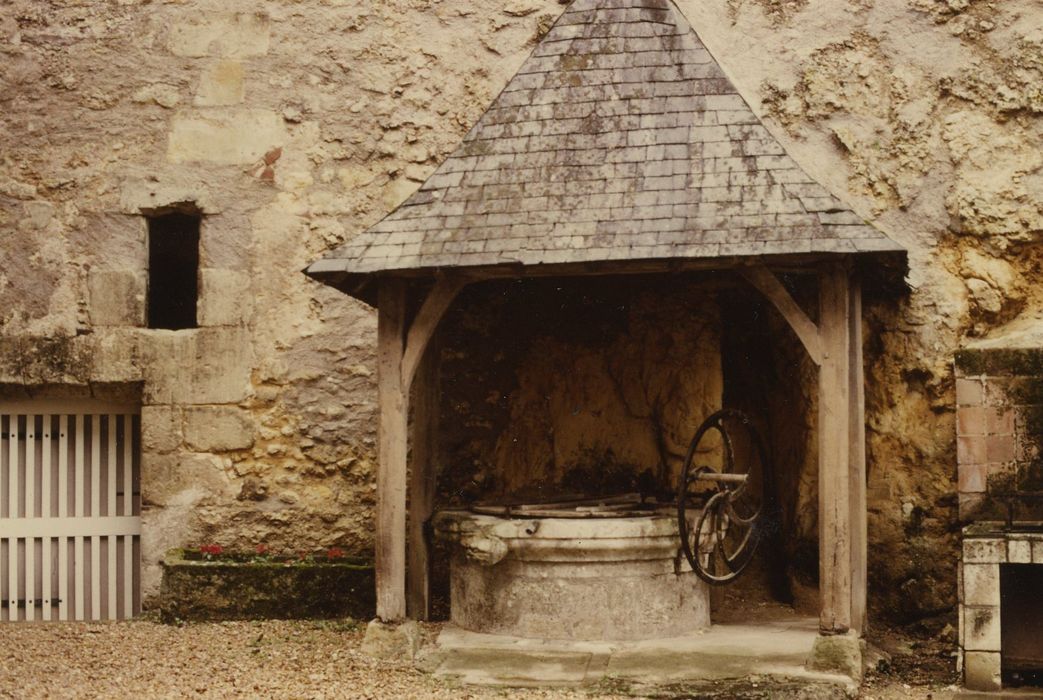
left=0, top=619, right=958, bottom=699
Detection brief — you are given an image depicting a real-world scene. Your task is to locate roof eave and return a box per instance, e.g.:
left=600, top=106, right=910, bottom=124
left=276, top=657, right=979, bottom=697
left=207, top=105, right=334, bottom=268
left=303, top=247, right=908, bottom=310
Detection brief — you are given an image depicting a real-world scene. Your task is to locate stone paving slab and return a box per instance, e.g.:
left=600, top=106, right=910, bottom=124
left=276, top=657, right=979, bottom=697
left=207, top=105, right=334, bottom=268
left=437, top=648, right=596, bottom=687
left=431, top=619, right=856, bottom=690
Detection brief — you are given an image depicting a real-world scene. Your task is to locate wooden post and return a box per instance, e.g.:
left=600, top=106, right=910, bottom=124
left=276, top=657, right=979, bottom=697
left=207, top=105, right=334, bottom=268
left=407, top=334, right=440, bottom=620
left=848, top=274, right=867, bottom=634
left=374, top=277, right=464, bottom=623
left=376, top=279, right=408, bottom=621
left=743, top=263, right=868, bottom=635
left=818, top=263, right=853, bottom=634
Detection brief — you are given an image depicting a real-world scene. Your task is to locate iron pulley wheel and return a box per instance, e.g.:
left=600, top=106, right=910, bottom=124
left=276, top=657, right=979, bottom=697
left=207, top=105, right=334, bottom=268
left=677, top=409, right=773, bottom=586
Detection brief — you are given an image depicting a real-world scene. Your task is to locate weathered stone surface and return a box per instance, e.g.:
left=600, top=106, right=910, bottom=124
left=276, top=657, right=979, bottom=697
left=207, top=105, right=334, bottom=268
left=434, top=510, right=710, bottom=641
left=168, top=13, right=271, bottom=58
left=456, top=535, right=508, bottom=567
left=361, top=619, right=421, bottom=661
left=142, top=404, right=183, bottom=454
left=964, top=650, right=1001, bottom=692
left=132, top=83, right=181, bottom=109
left=141, top=498, right=206, bottom=599
left=198, top=269, right=251, bottom=326
left=184, top=406, right=254, bottom=452
left=141, top=451, right=234, bottom=507
left=141, top=328, right=254, bottom=406
left=158, top=551, right=375, bottom=622
left=21, top=201, right=54, bottom=230
left=119, top=177, right=221, bottom=216
left=168, top=110, right=287, bottom=165
left=88, top=331, right=146, bottom=385
left=962, top=537, right=1005, bottom=564
left=1008, top=538, right=1032, bottom=563
left=194, top=60, right=245, bottom=107
left=962, top=606, right=1000, bottom=652
left=88, top=270, right=145, bottom=327
left=806, top=632, right=864, bottom=681
left=962, top=564, right=1000, bottom=606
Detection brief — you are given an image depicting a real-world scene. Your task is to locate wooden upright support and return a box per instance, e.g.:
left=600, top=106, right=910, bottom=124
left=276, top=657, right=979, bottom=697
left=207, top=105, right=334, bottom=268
left=848, top=274, right=867, bottom=634
left=374, top=276, right=464, bottom=622
left=817, top=262, right=867, bottom=635
left=742, top=263, right=867, bottom=635
left=407, top=337, right=440, bottom=620
left=376, top=280, right=409, bottom=622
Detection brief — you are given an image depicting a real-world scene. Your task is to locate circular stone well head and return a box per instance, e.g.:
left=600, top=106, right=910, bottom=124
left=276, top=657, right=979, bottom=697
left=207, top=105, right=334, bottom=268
left=433, top=509, right=710, bottom=641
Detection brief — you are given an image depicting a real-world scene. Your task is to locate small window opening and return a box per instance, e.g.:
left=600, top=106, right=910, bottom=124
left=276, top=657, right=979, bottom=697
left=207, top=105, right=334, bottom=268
left=147, top=212, right=200, bottom=330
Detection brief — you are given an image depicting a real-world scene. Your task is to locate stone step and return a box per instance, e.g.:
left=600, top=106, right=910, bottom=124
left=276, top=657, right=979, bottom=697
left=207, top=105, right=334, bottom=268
left=431, top=622, right=855, bottom=689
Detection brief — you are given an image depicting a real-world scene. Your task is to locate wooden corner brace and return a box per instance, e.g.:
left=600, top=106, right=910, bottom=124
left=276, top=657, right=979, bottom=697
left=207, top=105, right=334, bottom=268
left=739, top=265, right=824, bottom=367
left=400, top=277, right=467, bottom=392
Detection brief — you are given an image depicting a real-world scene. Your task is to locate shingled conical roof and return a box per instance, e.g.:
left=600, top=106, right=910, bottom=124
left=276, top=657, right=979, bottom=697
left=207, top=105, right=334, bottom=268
left=308, top=0, right=905, bottom=300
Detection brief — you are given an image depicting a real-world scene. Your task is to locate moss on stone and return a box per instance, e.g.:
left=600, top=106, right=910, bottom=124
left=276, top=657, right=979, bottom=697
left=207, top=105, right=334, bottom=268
left=0, top=336, right=93, bottom=385
left=955, top=348, right=1043, bottom=377
left=158, top=550, right=375, bottom=623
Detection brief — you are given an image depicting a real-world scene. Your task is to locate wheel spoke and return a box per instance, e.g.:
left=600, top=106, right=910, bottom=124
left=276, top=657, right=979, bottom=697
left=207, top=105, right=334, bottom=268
left=676, top=409, right=773, bottom=586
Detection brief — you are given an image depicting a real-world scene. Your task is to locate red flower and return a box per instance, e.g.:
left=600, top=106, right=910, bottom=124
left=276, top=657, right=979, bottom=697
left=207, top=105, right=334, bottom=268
left=255, top=544, right=269, bottom=555
left=199, top=544, right=223, bottom=556
left=326, top=547, right=345, bottom=559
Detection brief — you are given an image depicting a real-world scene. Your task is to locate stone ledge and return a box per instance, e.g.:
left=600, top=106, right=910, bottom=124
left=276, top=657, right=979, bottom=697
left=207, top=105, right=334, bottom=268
left=956, top=348, right=1043, bottom=378
left=158, top=550, right=375, bottom=622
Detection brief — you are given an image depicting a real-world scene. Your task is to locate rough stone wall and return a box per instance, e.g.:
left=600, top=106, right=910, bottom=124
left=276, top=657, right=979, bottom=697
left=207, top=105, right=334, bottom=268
left=436, top=276, right=723, bottom=506
left=0, top=0, right=562, bottom=601
left=3, top=0, right=1042, bottom=626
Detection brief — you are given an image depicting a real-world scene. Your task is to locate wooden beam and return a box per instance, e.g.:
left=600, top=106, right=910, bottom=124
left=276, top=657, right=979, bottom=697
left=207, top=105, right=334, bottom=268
left=401, top=277, right=465, bottom=390
left=848, top=274, right=867, bottom=634
left=365, top=252, right=855, bottom=282
left=375, top=277, right=462, bottom=623
left=740, top=265, right=824, bottom=366
left=407, top=336, right=440, bottom=620
left=376, top=279, right=408, bottom=622
left=818, top=263, right=853, bottom=634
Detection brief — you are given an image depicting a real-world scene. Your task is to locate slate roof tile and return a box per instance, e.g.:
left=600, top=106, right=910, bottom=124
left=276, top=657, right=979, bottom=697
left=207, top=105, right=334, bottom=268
left=307, top=0, right=904, bottom=292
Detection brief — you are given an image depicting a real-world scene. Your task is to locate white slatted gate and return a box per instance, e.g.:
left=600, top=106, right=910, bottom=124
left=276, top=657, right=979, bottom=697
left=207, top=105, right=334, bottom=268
left=0, top=401, right=140, bottom=622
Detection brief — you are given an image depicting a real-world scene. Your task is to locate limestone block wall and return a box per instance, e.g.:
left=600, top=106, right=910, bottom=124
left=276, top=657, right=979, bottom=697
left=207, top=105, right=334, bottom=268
left=955, top=373, right=1018, bottom=518
left=955, top=336, right=1043, bottom=521
left=0, top=0, right=562, bottom=601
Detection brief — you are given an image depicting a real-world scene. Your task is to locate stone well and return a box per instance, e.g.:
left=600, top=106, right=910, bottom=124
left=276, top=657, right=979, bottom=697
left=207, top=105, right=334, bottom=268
left=433, top=509, right=710, bottom=641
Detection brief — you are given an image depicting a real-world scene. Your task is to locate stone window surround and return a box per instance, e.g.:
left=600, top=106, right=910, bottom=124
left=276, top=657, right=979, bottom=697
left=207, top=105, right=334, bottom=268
left=959, top=525, right=1043, bottom=691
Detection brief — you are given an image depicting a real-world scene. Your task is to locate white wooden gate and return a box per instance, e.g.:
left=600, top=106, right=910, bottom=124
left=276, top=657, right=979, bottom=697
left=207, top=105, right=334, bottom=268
left=0, top=401, right=140, bottom=622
